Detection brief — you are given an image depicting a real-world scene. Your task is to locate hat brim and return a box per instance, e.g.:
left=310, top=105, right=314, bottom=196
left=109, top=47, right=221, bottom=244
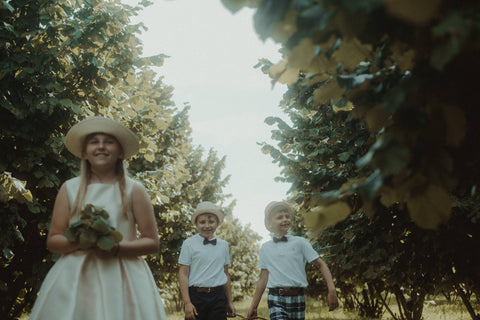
left=65, top=117, right=139, bottom=159
left=191, top=209, right=224, bottom=225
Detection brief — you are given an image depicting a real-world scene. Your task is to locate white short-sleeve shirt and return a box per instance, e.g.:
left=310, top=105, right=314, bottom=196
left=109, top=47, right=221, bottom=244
left=259, top=234, right=319, bottom=288
left=178, top=234, right=230, bottom=287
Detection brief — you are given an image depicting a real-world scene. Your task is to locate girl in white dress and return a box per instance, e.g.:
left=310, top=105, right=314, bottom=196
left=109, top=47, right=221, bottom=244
left=30, top=117, right=167, bottom=320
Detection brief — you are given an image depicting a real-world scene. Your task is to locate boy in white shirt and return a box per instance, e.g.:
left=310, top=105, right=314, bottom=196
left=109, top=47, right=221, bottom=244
left=247, top=201, right=338, bottom=320
left=178, top=201, right=235, bottom=320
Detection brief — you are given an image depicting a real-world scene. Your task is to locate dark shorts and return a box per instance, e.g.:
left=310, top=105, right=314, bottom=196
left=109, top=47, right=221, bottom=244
left=188, top=286, right=227, bottom=320
left=268, top=288, right=306, bottom=320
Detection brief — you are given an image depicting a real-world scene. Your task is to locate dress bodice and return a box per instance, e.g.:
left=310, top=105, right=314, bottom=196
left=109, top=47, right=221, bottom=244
left=65, top=177, right=137, bottom=242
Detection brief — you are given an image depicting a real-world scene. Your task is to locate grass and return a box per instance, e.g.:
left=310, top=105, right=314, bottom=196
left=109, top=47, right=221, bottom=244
left=164, top=294, right=353, bottom=320
left=165, top=294, right=475, bottom=320
left=20, top=293, right=475, bottom=319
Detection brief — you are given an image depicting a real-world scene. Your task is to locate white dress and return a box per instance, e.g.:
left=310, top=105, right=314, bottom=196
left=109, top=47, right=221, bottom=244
left=29, top=177, right=167, bottom=320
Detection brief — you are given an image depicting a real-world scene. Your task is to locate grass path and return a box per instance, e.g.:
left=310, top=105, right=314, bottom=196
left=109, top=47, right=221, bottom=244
left=165, top=294, right=473, bottom=320
left=20, top=293, right=474, bottom=319
left=166, top=294, right=371, bottom=320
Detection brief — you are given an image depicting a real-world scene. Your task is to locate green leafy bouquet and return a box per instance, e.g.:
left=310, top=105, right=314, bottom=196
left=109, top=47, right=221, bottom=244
left=65, top=204, right=123, bottom=251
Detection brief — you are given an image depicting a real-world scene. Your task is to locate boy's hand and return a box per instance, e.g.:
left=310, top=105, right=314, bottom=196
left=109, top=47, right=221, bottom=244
left=246, top=307, right=257, bottom=319
left=327, top=290, right=339, bottom=311
left=184, top=302, right=198, bottom=320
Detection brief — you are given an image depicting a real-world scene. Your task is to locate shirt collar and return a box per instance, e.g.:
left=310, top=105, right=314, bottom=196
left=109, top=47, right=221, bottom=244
left=272, top=232, right=290, bottom=239
left=196, top=234, right=217, bottom=241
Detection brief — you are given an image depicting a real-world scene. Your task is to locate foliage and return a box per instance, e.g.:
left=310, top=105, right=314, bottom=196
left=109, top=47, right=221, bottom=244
left=227, top=0, right=480, bottom=230
left=222, top=0, right=480, bottom=319
left=0, top=0, right=121, bottom=317
left=0, top=0, right=261, bottom=319
left=217, top=206, right=262, bottom=302
left=64, top=204, right=122, bottom=250
left=316, top=207, right=446, bottom=320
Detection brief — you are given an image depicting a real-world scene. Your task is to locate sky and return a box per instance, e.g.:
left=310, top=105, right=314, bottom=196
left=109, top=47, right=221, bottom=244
left=123, top=0, right=290, bottom=241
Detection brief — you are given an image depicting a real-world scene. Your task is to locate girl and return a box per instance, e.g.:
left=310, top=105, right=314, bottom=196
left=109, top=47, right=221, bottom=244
left=30, top=116, right=167, bottom=320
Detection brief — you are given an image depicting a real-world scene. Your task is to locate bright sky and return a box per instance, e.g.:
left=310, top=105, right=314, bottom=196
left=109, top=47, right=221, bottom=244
left=123, top=0, right=290, bottom=241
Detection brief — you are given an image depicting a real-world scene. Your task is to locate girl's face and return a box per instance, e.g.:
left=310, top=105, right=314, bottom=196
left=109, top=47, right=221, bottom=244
left=269, top=210, right=291, bottom=236
left=195, top=213, right=219, bottom=240
left=83, top=133, right=123, bottom=169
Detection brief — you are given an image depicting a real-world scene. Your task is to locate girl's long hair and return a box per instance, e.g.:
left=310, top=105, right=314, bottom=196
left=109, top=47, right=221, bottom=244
left=70, top=134, right=129, bottom=219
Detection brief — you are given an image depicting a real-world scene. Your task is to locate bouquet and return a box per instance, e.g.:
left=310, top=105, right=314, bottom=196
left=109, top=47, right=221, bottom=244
left=65, top=204, right=123, bottom=251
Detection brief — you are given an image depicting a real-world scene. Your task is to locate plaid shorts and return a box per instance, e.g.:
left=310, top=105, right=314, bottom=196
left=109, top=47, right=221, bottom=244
left=267, top=289, right=306, bottom=320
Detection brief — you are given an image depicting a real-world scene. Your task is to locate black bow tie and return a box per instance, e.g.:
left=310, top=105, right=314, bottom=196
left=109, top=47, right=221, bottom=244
left=203, top=238, right=217, bottom=245
left=273, top=236, right=288, bottom=243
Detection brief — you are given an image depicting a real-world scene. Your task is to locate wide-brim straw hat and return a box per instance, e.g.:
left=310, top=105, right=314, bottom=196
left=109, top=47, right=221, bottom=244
left=191, top=201, right=224, bottom=224
left=264, top=201, right=293, bottom=232
left=65, top=116, right=139, bottom=159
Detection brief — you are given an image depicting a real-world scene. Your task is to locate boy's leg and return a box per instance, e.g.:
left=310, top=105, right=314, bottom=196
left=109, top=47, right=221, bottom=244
left=206, top=288, right=227, bottom=320
left=284, top=294, right=305, bottom=320
left=189, top=288, right=207, bottom=320
left=189, top=287, right=227, bottom=320
left=268, top=292, right=306, bottom=320
left=267, top=293, right=289, bottom=320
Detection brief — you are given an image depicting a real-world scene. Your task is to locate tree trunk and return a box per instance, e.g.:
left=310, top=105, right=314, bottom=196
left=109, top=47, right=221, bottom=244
left=392, top=285, right=426, bottom=320
left=456, top=284, right=480, bottom=320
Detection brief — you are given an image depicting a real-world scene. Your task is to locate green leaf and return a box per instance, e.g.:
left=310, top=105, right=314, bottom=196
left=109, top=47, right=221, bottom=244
left=358, top=170, right=383, bottom=200
left=91, top=216, right=110, bottom=233
left=78, top=229, right=97, bottom=249
left=148, top=54, right=168, bottom=67
left=3, top=248, right=14, bottom=260
left=220, top=0, right=248, bottom=14
left=338, top=152, right=350, bottom=162
left=253, top=0, right=290, bottom=41
left=407, top=184, right=452, bottom=229
left=110, top=230, right=123, bottom=243
left=430, top=40, right=459, bottom=71
left=95, top=78, right=108, bottom=89
left=64, top=228, right=77, bottom=242
left=97, top=235, right=115, bottom=251
left=337, top=73, right=374, bottom=89
left=1, top=1, right=15, bottom=12
left=373, top=143, right=410, bottom=176
left=70, top=220, right=85, bottom=228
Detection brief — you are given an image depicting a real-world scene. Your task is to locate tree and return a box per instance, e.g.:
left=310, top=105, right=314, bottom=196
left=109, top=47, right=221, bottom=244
left=223, top=0, right=480, bottom=231
left=1, top=0, right=262, bottom=318
left=217, top=202, right=262, bottom=302
left=221, top=0, right=480, bottom=318
left=0, top=0, right=140, bottom=316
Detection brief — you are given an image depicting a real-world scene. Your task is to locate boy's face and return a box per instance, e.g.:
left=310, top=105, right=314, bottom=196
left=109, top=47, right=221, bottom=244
left=195, top=213, right=219, bottom=239
left=269, top=210, right=291, bottom=236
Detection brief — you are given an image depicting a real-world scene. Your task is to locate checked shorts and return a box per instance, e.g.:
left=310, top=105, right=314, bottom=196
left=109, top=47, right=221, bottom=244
left=267, top=290, right=306, bottom=320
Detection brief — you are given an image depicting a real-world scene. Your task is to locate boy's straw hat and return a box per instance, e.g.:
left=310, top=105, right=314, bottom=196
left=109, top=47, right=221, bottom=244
left=264, top=201, right=293, bottom=232
left=191, top=201, right=224, bottom=224
left=65, top=116, right=139, bottom=159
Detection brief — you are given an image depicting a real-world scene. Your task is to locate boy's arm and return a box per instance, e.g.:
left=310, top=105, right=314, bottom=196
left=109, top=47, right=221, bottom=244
left=223, top=265, right=236, bottom=317
left=178, top=264, right=197, bottom=320
left=313, top=257, right=339, bottom=310
left=247, top=269, right=269, bottom=318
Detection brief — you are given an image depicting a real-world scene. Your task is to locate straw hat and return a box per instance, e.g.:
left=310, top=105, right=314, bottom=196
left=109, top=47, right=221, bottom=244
left=264, top=201, right=293, bottom=232
left=65, top=116, right=139, bottom=159
left=191, top=201, right=224, bottom=224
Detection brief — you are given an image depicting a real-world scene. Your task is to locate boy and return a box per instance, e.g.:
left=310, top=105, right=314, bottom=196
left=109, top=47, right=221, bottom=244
left=247, top=201, right=338, bottom=320
left=178, top=201, right=236, bottom=320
